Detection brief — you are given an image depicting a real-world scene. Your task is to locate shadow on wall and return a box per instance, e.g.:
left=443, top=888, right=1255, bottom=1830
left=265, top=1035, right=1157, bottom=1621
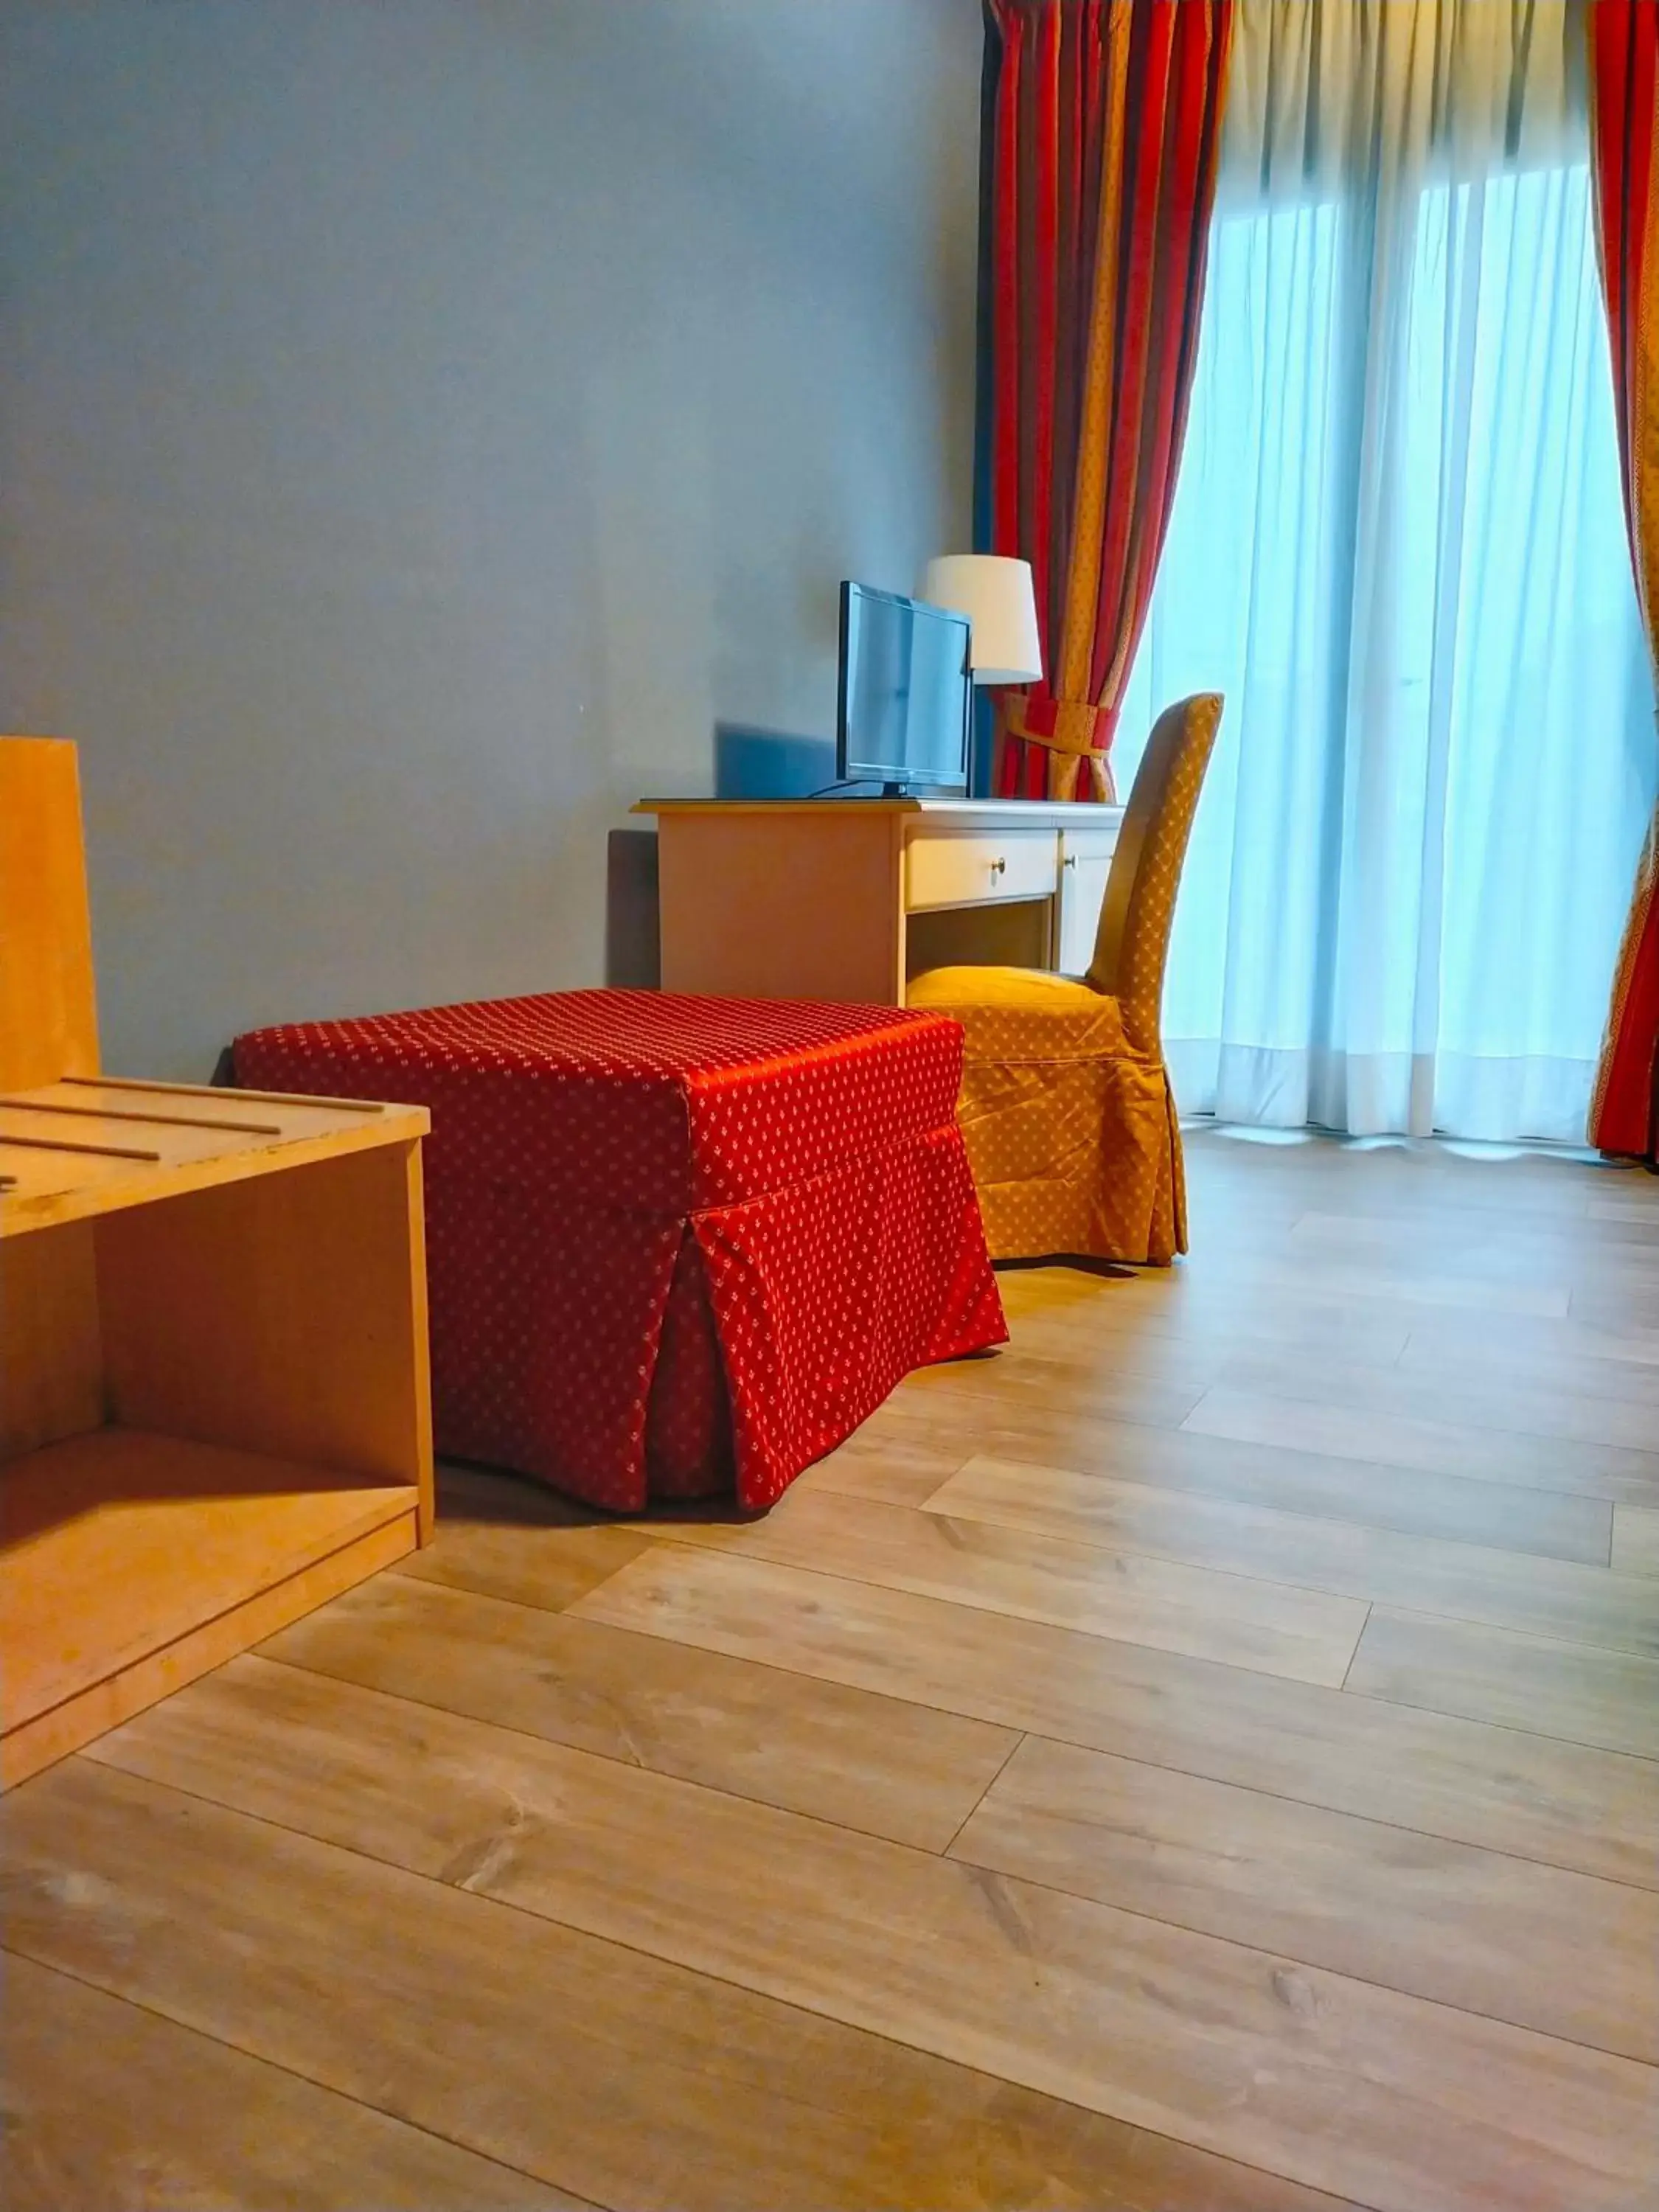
left=605, top=830, right=661, bottom=990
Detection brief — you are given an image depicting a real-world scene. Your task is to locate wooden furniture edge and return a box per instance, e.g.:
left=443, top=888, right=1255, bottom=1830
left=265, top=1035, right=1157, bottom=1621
left=635, top=797, right=1129, bottom=821
left=0, top=738, right=100, bottom=1091
left=636, top=797, right=931, bottom=815
left=64, top=1074, right=397, bottom=1113
left=1, top=1107, right=430, bottom=1239
left=403, top=1144, right=437, bottom=1544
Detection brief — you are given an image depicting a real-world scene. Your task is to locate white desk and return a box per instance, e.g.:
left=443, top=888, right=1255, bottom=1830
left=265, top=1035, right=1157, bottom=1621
left=633, top=798, right=1124, bottom=1006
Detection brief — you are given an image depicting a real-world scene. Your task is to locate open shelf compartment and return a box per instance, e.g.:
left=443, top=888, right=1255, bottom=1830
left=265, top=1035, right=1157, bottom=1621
left=1, top=1426, right=420, bottom=1782
left=1, top=1108, right=432, bottom=1787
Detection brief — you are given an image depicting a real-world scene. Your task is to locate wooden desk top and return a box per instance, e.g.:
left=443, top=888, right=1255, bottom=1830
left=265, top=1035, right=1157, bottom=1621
left=634, top=797, right=1125, bottom=827
left=0, top=1077, right=428, bottom=1238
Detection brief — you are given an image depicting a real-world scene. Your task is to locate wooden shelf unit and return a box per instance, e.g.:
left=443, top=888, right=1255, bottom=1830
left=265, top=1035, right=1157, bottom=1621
left=1, top=739, right=434, bottom=1786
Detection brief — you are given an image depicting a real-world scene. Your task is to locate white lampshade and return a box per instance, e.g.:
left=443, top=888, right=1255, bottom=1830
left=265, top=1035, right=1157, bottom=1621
left=921, top=554, right=1043, bottom=686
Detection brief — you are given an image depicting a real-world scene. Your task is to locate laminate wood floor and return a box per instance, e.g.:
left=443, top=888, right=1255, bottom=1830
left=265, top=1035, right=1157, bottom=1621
left=6, top=1128, right=1659, bottom=2211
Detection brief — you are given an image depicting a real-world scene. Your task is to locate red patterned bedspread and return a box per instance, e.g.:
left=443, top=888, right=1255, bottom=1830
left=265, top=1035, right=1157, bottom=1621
left=233, top=990, right=1006, bottom=1511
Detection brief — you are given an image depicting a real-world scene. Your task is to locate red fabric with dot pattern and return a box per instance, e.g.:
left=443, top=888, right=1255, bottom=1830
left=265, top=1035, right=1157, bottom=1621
left=232, top=989, right=1006, bottom=1512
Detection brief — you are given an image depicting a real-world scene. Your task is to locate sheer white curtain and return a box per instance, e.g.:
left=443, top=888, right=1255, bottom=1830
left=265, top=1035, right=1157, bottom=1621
left=1116, top=0, right=1658, bottom=1142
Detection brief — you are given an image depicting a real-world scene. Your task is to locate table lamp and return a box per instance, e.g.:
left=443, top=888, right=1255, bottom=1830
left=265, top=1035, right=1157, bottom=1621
left=920, top=554, right=1043, bottom=686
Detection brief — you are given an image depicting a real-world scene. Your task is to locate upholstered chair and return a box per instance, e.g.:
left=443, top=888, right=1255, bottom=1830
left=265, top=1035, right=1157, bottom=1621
left=907, top=692, right=1222, bottom=1264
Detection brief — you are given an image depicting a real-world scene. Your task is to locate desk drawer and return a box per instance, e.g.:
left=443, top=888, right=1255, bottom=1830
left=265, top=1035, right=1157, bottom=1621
left=905, top=830, right=1059, bottom=913
left=1058, top=825, right=1119, bottom=974
left=1060, top=825, right=1119, bottom=865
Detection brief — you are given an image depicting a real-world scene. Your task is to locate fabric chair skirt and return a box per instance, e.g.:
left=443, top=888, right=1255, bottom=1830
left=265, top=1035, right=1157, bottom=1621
left=956, top=1048, right=1189, bottom=1267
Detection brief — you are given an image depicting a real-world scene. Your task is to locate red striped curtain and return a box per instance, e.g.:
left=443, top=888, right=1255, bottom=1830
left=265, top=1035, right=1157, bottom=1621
left=984, top=0, right=1232, bottom=802
left=1587, top=0, right=1659, bottom=1162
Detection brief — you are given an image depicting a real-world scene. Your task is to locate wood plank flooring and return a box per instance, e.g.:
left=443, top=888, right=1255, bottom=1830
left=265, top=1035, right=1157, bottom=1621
left=5, top=1127, right=1658, bottom=2211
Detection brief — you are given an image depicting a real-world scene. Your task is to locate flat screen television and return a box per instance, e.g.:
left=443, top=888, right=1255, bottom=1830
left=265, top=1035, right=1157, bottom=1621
left=836, top=581, right=971, bottom=793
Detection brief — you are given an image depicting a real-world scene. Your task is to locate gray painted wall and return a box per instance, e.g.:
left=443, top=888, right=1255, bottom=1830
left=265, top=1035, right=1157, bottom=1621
left=1, top=0, right=980, bottom=1075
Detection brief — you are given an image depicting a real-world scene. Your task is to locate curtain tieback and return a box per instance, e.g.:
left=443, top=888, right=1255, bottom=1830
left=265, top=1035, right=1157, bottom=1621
left=1003, top=688, right=1116, bottom=760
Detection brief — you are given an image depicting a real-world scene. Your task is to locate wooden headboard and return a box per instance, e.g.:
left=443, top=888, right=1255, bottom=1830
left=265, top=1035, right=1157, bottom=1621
left=0, top=737, right=100, bottom=1091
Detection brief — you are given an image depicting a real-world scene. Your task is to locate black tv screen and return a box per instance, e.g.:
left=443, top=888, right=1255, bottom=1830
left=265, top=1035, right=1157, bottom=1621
left=836, top=582, right=971, bottom=792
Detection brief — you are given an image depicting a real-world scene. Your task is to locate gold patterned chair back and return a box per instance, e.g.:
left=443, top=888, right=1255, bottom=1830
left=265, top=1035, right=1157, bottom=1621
left=1085, top=693, right=1223, bottom=1046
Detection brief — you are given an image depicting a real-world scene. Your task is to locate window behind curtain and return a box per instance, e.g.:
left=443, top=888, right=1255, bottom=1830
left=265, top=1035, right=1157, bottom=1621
left=1116, top=12, right=1656, bottom=1143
